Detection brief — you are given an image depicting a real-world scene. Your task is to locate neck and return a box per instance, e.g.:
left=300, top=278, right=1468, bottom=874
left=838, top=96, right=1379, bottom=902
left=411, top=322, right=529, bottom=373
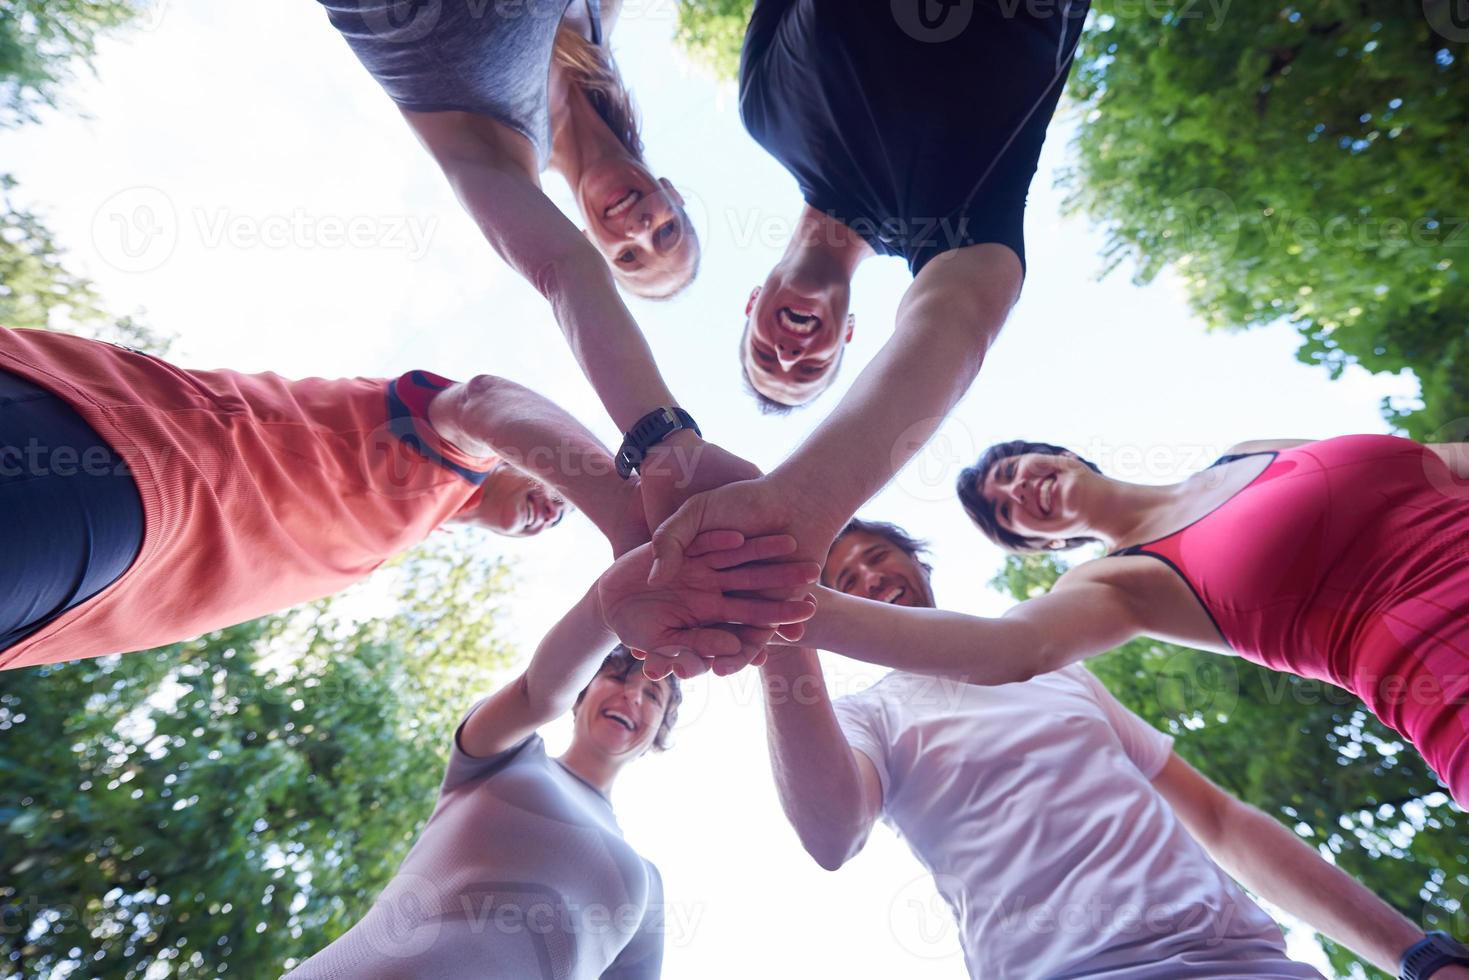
left=1088, top=477, right=1198, bottom=551
left=557, top=741, right=627, bottom=798
left=548, top=81, right=624, bottom=187
left=780, top=204, right=872, bottom=283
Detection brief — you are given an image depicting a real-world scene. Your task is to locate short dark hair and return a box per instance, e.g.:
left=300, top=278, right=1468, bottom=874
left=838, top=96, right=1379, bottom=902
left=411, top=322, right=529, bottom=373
left=738, top=315, right=844, bottom=414
left=825, top=518, right=936, bottom=604
left=573, top=645, right=682, bottom=751
left=956, top=440, right=1104, bottom=553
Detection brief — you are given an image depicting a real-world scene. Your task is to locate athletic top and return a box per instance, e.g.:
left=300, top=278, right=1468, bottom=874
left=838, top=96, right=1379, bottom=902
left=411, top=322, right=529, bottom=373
left=1116, top=435, right=1469, bottom=804
left=0, top=370, right=144, bottom=650
left=0, top=328, right=495, bottom=672
left=833, top=666, right=1320, bottom=979
left=739, top=0, right=1088, bottom=275
left=317, top=0, right=602, bottom=168
left=285, top=719, right=664, bottom=980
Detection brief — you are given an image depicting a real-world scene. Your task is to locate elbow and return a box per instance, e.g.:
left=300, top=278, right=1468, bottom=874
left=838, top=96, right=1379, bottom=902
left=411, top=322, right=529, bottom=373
left=797, top=822, right=868, bottom=872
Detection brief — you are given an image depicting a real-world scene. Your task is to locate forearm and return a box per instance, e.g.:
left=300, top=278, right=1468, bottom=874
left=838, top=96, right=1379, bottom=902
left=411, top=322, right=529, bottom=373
left=1204, top=803, right=1424, bottom=973
left=796, top=588, right=1051, bottom=686
left=443, top=375, right=630, bottom=538
left=770, top=249, right=1016, bottom=527
left=442, top=159, right=678, bottom=431
left=523, top=586, right=617, bottom=716
left=761, top=649, right=871, bottom=869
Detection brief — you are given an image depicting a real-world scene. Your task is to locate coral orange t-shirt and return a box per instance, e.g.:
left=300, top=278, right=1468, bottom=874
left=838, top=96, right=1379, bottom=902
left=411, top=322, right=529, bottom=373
left=0, top=328, right=496, bottom=671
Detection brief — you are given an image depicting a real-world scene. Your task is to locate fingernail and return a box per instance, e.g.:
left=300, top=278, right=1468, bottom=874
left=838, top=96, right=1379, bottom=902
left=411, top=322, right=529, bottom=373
left=647, top=560, right=663, bottom=584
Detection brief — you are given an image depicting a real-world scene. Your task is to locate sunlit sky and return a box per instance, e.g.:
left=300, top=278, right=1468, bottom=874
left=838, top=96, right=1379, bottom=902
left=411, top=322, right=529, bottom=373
left=0, top=0, right=1429, bottom=975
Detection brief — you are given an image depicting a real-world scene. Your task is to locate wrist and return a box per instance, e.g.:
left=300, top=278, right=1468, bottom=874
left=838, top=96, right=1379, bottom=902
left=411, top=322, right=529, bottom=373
left=617, top=408, right=701, bottom=479
left=1401, top=932, right=1469, bottom=980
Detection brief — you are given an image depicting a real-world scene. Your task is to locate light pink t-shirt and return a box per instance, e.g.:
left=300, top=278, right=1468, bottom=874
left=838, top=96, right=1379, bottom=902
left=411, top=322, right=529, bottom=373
left=833, top=666, right=1323, bottom=980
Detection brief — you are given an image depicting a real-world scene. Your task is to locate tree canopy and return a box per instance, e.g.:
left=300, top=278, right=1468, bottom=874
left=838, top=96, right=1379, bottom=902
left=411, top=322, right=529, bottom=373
left=0, top=0, right=141, bottom=126
left=1, top=545, right=517, bottom=979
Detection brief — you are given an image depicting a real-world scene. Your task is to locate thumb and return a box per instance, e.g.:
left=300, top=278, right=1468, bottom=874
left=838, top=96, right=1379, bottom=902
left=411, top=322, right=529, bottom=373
left=648, top=497, right=703, bottom=585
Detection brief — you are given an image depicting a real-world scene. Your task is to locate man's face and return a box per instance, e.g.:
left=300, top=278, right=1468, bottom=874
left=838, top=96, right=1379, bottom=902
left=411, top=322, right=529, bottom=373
left=741, top=274, right=855, bottom=406
left=824, top=530, right=935, bottom=608
left=474, top=463, right=568, bottom=538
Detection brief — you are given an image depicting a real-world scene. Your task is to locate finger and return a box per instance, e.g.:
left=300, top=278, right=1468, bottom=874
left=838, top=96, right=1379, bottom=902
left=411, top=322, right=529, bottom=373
left=655, top=628, right=743, bottom=659
left=712, top=651, right=758, bottom=678
left=648, top=499, right=705, bottom=585
left=642, top=652, right=679, bottom=681
left=716, top=560, right=821, bottom=593
left=698, top=534, right=798, bottom=570
left=775, top=622, right=807, bottom=643
left=685, top=530, right=747, bottom=557
left=628, top=648, right=648, bottom=661
left=718, top=596, right=818, bottom=627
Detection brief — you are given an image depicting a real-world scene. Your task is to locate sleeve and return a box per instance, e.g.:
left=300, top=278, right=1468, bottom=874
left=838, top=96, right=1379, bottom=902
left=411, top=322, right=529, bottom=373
left=602, top=862, right=665, bottom=980
left=1071, top=667, right=1175, bottom=780
left=831, top=690, right=893, bottom=808
left=440, top=700, right=542, bottom=794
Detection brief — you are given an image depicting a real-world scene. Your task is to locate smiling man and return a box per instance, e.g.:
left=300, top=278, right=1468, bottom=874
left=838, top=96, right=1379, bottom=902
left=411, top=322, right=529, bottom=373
left=735, top=0, right=1088, bottom=411
left=0, top=328, right=643, bottom=672
left=755, top=517, right=1467, bottom=979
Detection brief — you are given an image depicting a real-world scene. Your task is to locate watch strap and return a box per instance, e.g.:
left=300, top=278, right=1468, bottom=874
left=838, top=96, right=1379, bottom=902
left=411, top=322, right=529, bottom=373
left=616, top=407, right=701, bottom=479
left=1402, top=932, right=1469, bottom=980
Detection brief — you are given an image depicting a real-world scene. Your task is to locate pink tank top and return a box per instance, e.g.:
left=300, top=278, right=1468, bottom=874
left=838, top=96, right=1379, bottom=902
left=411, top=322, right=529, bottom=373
left=1118, top=435, right=1469, bottom=801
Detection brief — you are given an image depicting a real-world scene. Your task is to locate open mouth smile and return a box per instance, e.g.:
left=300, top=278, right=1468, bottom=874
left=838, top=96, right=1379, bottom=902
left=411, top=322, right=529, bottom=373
left=1039, top=475, right=1056, bottom=518
left=600, top=709, right=636, bottom=732
left=604, top=189, right=642, bottom=220
left=778, top=307, right=820, bottom=336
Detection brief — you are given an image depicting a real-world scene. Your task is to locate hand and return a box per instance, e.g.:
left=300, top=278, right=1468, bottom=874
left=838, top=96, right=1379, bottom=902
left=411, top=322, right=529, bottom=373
left=596, top=534, right=819, bottom=680
left=647, top=473, right=843, bottom=588
left=638, top=431, right=763, bottom=533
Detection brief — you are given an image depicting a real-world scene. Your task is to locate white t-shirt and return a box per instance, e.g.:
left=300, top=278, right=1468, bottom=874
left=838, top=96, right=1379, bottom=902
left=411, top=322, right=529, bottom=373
left=833, top=666, right=1323, bottom=980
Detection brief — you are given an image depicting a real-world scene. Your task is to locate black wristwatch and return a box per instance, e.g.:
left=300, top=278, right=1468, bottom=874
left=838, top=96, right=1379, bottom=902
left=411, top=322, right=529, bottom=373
left=1402, top=932, right=1469, bottom=980
left=615, top=407, right=701, bottom=479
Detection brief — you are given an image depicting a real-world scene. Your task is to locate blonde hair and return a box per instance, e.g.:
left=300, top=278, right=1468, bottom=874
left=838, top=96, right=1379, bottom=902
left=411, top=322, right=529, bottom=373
left=552, top=24, right=644, bottom=160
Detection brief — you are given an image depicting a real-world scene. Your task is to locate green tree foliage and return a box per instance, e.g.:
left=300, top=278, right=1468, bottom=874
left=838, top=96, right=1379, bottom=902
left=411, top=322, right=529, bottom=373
left=1061, top=4, right=1469, bottom=440
left=993, top=552, right=1468, bottom=980
left=674, top=0, right=752, bottom=79
left=0, top=544, right=517, bottom=979
left=0, top=0, right=140, bottom=126
left=672, top=2, right=1469, bottom=438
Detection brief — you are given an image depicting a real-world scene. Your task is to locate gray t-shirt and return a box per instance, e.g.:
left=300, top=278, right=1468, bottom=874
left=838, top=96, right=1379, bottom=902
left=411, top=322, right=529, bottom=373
left=833, top=666, right=1323, bottom=980
left=285, top=711, right=664, bottom=979
left=317, top=0, right=602, bottom=168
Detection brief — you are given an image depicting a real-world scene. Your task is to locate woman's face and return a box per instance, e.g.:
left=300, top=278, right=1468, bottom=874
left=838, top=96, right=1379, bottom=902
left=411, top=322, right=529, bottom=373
left=576, top=157, right=697, bottom=298
left=978, top=452, right=1094, bottom=545
left=573, top=667, right=671, bottom=760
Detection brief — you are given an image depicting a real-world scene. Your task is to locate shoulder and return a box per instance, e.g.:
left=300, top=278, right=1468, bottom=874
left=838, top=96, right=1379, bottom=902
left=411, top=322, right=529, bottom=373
left=1218, top=439, right=1313, bottom=459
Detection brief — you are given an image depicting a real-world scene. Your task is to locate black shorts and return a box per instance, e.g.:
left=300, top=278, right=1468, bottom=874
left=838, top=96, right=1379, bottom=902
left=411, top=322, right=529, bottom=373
left=0, top=368, right=144, bottom=654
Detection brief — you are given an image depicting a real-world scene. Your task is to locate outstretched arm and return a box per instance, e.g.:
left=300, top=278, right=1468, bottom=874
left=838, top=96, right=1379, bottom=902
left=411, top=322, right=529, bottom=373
left=1152, top=755, right=1466, bottom=978
left=792, top=574, right=1145, bottom=686
left=460, top=584, right=619, bottom=758
left=761, top=648, right=883, bottom=870
left=429, top=374, right=644, bottom=554
left=651, top=243, right=1021, bottom=580
left=408, top=116, right=676, bottom=433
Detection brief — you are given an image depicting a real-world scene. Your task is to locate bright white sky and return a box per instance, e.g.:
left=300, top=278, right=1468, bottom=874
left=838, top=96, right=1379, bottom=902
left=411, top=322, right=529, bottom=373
left=1, top=0, right=1425, bottom=976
